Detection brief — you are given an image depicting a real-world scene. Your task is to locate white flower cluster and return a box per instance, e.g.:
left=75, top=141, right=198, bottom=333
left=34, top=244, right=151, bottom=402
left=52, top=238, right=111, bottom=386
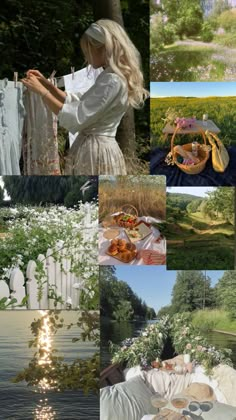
left=0, top=202, right=99, bottom=307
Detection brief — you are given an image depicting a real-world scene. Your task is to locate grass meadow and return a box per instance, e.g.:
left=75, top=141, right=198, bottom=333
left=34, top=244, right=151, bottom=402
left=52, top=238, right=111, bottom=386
left=192, top=309, right=236, bottom=333
left=151, top=96, right=236, bottom=149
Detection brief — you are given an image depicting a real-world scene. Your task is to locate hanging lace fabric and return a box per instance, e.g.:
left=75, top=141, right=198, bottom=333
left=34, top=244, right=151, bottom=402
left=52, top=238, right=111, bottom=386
left=22, top=78, right=61, bottom=175
left=0, top=78, right=24, bottom=175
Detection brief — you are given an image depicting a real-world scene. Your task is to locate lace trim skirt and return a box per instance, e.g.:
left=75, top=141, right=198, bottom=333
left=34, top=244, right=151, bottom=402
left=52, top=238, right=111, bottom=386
left=64, top=134, right=127, bottom=175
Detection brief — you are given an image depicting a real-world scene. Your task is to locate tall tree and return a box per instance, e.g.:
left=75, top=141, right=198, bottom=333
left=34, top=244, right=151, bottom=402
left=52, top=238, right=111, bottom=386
left=206, top=187, right=234, bottom=224
left=113, top=300, right=134, bottom=321
left=162, top=0, right=203, bottom=39
left=216, top=271, right=236, bottom=318
left=171, top=271, right=213, bottom=313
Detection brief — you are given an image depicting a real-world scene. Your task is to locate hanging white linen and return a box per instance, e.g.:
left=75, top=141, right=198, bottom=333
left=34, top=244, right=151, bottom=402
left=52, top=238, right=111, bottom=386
left=0, top=79, right=24, bottom=175
left=63, top=65, right=103, bottom=147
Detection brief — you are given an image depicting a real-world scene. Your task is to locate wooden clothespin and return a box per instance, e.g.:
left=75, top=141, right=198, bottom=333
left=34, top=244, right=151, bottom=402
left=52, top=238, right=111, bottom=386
left=14, top=72, right=18, bottom=88
left=49, top=69, right=57, bottom=80
left=71, top=66, right=75, bottom=80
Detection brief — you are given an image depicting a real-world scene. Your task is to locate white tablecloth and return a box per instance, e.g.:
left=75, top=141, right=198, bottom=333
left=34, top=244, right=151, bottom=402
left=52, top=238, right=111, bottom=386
left=98, top=216, right=166, bottom=265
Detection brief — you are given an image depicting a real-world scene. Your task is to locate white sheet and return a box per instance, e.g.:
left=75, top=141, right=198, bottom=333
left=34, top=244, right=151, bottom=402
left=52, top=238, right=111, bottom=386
left=63, top=66, right=102, bottom=146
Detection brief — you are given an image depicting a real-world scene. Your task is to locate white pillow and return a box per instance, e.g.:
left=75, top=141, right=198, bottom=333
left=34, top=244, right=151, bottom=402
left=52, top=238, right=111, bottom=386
left=100, top=376, right=157, bottom=420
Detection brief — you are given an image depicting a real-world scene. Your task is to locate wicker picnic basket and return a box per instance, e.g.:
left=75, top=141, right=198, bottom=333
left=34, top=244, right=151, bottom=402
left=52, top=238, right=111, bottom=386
left=171, top=125, right=210, bottom=175
left=114, top=204, right=138, bottom=228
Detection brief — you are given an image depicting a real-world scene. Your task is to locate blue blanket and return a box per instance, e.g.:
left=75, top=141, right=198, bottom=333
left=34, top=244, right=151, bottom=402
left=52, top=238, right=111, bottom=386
left=150, top=147, right=236, bottom=186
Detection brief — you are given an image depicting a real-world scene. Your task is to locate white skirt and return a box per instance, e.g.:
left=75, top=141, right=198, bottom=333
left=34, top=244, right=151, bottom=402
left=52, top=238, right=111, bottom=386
left=64, top=134, right=127, bottom=175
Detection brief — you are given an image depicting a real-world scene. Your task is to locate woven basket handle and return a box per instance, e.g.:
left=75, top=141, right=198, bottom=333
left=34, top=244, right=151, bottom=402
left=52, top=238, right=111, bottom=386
left=171, top=124, right=207, bottom=155
left=121, top=204, right=138, bottom=217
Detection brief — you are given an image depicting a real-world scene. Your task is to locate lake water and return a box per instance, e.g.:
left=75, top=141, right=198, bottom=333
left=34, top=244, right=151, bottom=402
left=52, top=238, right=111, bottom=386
left=0, top=311, right=99, bottom=419
left=101, top=319, right=236, bottom=370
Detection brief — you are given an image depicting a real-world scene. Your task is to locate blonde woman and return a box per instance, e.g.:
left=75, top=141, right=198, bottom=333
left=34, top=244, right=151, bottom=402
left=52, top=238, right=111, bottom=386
left=22, top=19, right=148, bottom=175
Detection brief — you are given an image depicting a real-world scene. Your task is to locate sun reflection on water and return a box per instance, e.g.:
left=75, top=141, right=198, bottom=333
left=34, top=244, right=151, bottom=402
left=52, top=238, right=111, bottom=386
left=33, top=311, right=57, bottom=419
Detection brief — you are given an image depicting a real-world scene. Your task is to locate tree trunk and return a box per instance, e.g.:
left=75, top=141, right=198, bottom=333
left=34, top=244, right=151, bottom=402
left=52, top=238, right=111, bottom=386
left=92, top=0, right=136, bottom=155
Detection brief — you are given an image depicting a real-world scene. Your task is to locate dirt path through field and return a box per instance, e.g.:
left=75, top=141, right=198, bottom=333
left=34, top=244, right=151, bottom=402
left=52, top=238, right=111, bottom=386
left=175, top=39, right=236, bottom=63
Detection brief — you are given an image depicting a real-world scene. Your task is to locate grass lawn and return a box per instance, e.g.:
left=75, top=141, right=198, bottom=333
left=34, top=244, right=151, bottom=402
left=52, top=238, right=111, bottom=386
left=151, top=40, right=236, bottom=81
left=192, top=309, right=236, bottom=334
left=166, top=211, right=234, bottom=270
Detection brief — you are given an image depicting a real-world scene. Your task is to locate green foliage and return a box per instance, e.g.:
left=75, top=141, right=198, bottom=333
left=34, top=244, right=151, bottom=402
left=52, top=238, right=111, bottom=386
left=113, top=300, right=134, bottom=321
left=160, top=0, right=203, bottom=39
left=218, top=8, right=236, bottom=32
left=0, top=203, right=99, bottom=310
left=150, top=15, right=176, bottom=54
left=151, top=97, right=236, bottom=148
left=3, top=176, right=97, bottom=206
left=206, top=187, right=234, bottom=224
left=166, top=191, right=235, bottom=270
left=171, top=271, right=213, bottom=313
left=168, top=193, right=202, bottom=211
left=0, top=0, right=93, bottom=79
left=213, top=32, right=236, bottom=48
left=216, top=271, right=236, bottom=319
left=193, top=308, right=236, bottom=332
left=110, top=318, right=170, bottom=368
left=0, top=296, right=17, bottom=309
left=157, top=304, right=174, bottom=318
left=171, top=312, right=233, bottom=373
left=201, top=22, right=214, bottom=42
left=186, top=199, right=202, bottom=214
left=100, top=266, right=156, bottom=320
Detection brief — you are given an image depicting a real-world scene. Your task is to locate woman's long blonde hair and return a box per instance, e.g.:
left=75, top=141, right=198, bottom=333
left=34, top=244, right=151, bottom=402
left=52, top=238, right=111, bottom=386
left=80, top=19, right=149, bottom=109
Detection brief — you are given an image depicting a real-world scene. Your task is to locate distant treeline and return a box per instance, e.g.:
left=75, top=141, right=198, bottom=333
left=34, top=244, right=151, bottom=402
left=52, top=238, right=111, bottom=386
left=100, top=266, right=156, bottom=321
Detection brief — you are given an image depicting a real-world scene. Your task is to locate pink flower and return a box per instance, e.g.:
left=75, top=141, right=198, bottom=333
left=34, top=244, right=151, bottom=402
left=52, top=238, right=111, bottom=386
left=186, top=343, right=192, bottom=350
left=197, top=345, right=203, bottom=352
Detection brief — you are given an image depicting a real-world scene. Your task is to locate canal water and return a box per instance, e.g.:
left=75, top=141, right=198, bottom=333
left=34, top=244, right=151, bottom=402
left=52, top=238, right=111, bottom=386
left=101, top=319, right=236, bottom=370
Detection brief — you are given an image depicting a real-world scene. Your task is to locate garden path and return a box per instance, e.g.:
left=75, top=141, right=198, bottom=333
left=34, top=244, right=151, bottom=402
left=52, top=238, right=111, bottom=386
left=175, top=39, right=236, bottom=63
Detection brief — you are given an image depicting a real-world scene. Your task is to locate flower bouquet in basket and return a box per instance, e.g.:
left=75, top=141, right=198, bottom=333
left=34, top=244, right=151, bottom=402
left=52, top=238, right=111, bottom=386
left=175, top=117, right=196, bottom=129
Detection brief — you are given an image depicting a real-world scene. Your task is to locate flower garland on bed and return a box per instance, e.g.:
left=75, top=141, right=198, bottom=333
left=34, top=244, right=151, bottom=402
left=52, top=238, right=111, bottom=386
left=171, top=313, right=233, bottom=373
left=109, top=317, right=170, bottom=369
left=109, top=314, right=233, bottom=373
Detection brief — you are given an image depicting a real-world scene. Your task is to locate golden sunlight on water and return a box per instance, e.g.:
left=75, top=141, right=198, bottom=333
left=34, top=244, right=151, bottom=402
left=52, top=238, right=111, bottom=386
left=33, top=311, right=57, bottom=419
left=38, top=311, right=53, bottom=368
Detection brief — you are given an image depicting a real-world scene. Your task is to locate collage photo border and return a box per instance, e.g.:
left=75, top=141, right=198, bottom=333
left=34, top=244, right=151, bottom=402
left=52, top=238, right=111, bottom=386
left=0, top=1, right=236, bottom=419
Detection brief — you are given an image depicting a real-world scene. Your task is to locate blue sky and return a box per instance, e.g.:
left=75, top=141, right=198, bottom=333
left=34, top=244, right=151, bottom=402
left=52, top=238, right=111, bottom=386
left=167, top=187, right=216, bottom=197
left=116, top=266, right=224, bottom=312
left=151, top=82, right=236, bottom=98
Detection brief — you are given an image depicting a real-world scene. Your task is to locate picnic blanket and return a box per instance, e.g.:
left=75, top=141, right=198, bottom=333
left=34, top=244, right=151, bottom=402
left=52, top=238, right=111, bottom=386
left=99, top=216, right=166, bottom=266
left=150, top=146, right=236, bottom=186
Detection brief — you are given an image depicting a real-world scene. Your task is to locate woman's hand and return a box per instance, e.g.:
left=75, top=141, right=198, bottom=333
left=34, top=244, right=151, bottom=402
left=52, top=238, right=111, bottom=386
left=26, top=69, right=51, bottom=89
left=21, top=74, right=47, bottom=96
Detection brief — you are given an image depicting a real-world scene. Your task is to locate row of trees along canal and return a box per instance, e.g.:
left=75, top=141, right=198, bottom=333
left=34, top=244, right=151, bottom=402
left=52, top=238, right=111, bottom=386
left=100, top=266, right=156, bottom=322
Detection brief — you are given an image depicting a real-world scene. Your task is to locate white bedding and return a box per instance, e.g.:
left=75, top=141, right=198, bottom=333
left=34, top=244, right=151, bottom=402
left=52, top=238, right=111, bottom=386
left=124, top=364, right=227, bottom=403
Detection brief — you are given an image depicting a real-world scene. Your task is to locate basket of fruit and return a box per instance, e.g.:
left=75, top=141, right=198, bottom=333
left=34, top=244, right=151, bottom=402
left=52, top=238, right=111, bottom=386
left=113, top=205, right=138, bottom=229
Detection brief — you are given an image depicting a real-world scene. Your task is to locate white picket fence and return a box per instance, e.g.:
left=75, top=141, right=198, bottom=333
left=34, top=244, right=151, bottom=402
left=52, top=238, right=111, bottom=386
left=0, top=204, right=97, bottom=309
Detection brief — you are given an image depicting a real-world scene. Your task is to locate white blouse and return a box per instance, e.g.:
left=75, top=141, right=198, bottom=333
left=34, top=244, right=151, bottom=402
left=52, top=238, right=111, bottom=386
left=58, top=67, right=129, bottom=137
